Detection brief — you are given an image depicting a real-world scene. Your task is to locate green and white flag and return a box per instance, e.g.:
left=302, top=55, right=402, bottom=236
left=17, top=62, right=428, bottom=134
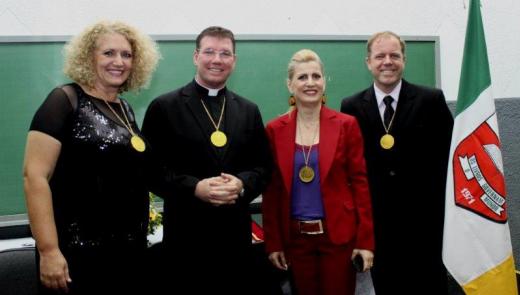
left=442, top=0, right=517, bottom=293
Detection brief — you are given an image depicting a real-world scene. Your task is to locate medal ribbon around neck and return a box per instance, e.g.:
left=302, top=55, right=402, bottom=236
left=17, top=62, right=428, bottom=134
left=102, top=99, right=146, bottom=152
left=297, top=117, right=320, bottom=183
left=200, top=96, right=227, bottom=147
left=380, top=100, right=397, bottom=150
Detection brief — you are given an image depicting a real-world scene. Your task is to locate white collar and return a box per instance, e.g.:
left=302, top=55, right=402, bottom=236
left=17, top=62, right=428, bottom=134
left=195, top=77, right=224, bottom=97
left=374, top=80, right=402, bottom=107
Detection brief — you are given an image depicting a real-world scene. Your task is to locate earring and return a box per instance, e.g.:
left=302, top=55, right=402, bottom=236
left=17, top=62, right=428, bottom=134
left=321, top=94, right=327, bottom=104
left=288, top=95, right=296, bottom=106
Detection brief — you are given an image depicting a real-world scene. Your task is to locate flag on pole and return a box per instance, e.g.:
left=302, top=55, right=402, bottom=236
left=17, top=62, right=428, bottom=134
left=443, top=0, right=518, bottom=294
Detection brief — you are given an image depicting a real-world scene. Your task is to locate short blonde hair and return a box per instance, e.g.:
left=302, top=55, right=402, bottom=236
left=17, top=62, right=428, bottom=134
left=287, top=49, right=325, bottom=81
left=286, top=49, right=325, bottom=112
left=366, top=31, right=406, bottom=58
left=63, top=20, right=160, bottom=92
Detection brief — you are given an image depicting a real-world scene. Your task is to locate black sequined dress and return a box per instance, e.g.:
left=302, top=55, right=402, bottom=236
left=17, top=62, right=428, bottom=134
left=30, top=83, right=149, bottom=293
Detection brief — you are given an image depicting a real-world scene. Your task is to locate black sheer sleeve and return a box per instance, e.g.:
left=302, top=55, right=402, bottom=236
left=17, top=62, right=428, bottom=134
left=29, top=87, right=73, bottom=142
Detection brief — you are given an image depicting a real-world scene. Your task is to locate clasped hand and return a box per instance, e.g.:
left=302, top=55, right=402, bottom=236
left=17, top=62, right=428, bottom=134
left=195, top=173, right=243, bottom=206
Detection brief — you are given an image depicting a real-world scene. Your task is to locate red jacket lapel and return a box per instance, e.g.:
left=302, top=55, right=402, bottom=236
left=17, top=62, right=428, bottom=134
left=319, top=106, right=340, bottom=184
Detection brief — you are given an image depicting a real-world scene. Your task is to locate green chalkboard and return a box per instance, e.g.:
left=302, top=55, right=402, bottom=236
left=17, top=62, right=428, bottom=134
left=0, top=37, right=436, bottom=216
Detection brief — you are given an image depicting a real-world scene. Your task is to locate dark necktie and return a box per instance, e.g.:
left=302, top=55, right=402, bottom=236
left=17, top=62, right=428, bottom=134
left=383, top=95, right=394, bottom=128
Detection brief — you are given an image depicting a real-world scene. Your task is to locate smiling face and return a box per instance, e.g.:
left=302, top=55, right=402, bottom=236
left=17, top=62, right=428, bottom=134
left=287, top=61, right=325, bottom=107
left=366, top=35, right=405, bottom=93
left=193, top=36, right=236, bottom=89
left=92, top=33, right=133, bottom=93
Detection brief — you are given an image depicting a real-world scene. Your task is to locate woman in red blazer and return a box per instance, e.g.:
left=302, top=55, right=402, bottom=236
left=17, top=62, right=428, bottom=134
left=262, top=49, right=375, bottom=295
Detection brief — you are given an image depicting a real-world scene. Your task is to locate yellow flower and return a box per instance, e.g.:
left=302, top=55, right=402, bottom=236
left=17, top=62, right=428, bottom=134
left=150, top=209, right=158, bottom=222
left=148, top=193, right=163, bottom=235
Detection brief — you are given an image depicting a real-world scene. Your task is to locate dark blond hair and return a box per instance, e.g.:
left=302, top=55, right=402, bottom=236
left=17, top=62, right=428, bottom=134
left=287, top=49, right=325, bottom=81
left=366, top=31, right=406, bottom=58
left=63, top=20, right=160, bottom=92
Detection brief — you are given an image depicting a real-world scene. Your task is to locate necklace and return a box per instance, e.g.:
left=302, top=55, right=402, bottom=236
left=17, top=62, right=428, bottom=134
left=200, top=96, right=227, bottom=147
left=102, top=99, right=146, bottom=152
left=380, top=104, right=397, bottom=150
left=297, top=116, right=319, bottom=183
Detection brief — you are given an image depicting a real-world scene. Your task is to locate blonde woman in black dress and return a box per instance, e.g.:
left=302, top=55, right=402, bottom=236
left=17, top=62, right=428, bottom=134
left=23, top=20, right=159, bottom=294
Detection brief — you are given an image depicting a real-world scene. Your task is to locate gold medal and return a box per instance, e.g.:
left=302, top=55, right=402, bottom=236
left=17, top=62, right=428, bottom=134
left=297, top=115, right=319, bottom=183
left=299, top=166, right=315, bottom=183
left=380, top=98, right=397, bottom=150
left=380, top=134, right=395, bottom=149
left=201, top=97, right=228, bottom=148
left=102, top=98, right=146, bottom=153
left=131, top=135, right=146, bottom=152
left=210, top=130, right=227, bottom=147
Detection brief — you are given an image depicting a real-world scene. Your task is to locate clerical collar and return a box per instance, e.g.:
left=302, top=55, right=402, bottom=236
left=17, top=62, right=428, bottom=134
left=193, top=79, right=226, bottom=97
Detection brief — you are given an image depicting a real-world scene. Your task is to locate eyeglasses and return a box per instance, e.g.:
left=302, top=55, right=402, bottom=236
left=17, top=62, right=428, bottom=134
left=197, top=48, right=235, bottom=60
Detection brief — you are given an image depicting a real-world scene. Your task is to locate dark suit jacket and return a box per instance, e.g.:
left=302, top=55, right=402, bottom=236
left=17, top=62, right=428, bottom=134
left=141, top=80, right=272, bottom=253
left=341, top=80, right=453, bottom=293
left=262, top=106, right=374, bottom=255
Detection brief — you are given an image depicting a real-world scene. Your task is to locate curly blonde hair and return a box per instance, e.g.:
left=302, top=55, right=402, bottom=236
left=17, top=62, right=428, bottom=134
left=63, top=20, right=160, bottom=93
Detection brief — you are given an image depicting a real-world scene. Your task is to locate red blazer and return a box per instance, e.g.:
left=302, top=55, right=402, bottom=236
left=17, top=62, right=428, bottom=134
left=262, top=106, right=374, bottom=254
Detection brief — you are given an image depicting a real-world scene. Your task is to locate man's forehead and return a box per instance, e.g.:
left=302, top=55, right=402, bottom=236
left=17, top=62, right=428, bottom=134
left=373, top=36, right=399, bottom=47
left=200, top=36, right=233, bottom=46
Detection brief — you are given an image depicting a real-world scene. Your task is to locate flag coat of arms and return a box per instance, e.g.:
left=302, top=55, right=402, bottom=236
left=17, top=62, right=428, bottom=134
left=443, top=0, right=518, bottom=294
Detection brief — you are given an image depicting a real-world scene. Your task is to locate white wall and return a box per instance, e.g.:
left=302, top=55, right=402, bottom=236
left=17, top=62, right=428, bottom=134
left=1, top=0, right=519, bottom=101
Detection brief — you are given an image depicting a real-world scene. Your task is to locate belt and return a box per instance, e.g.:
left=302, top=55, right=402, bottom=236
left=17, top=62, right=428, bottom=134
left=293, top=219, right=324, bottom=235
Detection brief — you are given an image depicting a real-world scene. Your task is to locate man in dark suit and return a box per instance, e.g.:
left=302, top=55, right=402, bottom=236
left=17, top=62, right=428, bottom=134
left=142, top=26, right=272, bottom=294
left=341, top=31, right=453, bottom=295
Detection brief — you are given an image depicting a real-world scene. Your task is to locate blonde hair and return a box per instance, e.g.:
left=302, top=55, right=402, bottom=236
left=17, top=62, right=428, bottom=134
left=63, top=20, right=161, bottom=92
left=286, top=49, right=325, bottom=113
left=366, top=31, right=406, bottom=58
left=287, top=49, right=325, bottom=81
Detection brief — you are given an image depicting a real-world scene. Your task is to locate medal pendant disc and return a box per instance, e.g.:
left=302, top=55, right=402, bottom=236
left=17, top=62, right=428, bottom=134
left=211, top=131, right=227, bottom=147
left=380, top=134, right=395, bottom=150
left=131, top=135, right=146, bottom=152
left=299, top=166, right=315, bottom=183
